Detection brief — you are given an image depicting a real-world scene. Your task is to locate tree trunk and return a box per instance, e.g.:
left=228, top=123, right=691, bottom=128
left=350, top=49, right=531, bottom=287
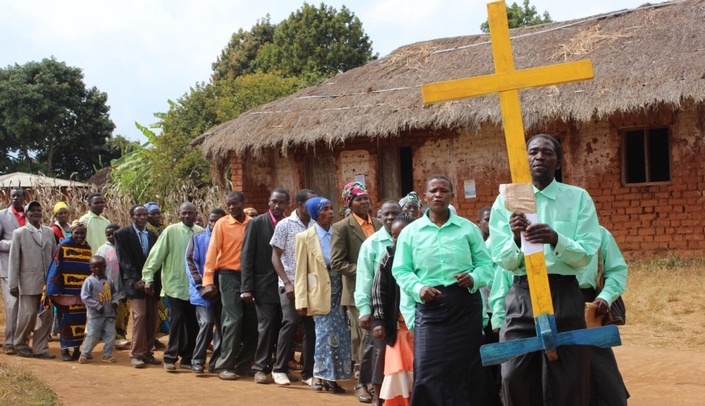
left=46, top=138, right=54, bottom=171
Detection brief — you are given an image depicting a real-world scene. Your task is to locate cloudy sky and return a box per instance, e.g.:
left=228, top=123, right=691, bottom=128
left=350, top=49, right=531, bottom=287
left=0, top=0, right=662, bottom=142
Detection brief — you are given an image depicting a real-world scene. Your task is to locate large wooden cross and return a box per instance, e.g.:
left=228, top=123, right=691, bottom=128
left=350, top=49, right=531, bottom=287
left=422, top=1, right=621, bottom=365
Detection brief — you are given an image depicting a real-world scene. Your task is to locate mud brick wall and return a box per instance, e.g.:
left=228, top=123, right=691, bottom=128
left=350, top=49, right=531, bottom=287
left=230, top=101, right=705, bottom=256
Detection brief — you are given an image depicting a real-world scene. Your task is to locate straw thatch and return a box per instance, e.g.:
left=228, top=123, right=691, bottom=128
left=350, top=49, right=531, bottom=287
left=198, top=0, right=705, bottom=168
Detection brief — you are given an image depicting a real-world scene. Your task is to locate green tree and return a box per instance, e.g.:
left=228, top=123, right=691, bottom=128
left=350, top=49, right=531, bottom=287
left=0, top=58, right=115, bottom=180
left=143, top=84, right=217, bottom=199
left=212, top=71, right=299, bottom=122
left=211, top=16, right=276, bottom=82
left=140, top=72, right=299, bottom=199
left=480, top=0, right=553, bottom=33
left=124, top=2, right=377, bottom=199
left=255, top=3, right=376, bottom=81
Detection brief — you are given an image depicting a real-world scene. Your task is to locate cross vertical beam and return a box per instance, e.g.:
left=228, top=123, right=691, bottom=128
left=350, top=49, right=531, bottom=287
left=421, top=1, right=620, bottom=365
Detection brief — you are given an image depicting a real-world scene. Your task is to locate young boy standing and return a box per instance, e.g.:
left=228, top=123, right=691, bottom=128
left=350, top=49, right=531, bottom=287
left=96, top=224, right=130, bottom=349
left=79, top=256, right=119, bottom=364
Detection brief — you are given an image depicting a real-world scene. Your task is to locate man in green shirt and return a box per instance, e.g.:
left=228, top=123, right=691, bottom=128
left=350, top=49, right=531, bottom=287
left=489, top=134, right=601, bottom=406
left=143, top=202, right=204, bottom=373
left=488, top=225, right=629, bottom=406
left=79, top=192, right=111, bottom=254
left=578, top=226, right=629, bottom=405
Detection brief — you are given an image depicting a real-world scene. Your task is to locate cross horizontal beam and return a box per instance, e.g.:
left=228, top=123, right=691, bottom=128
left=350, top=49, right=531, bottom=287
left=422, top=60, right=594, bottom=104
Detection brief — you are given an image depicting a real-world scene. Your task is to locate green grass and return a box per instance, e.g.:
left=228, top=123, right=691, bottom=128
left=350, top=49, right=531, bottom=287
left=0, top=363, right=56, bottom=406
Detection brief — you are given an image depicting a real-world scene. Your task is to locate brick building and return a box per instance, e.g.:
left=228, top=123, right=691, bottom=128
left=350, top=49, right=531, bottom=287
left=196, top=0, right=705, bottom=256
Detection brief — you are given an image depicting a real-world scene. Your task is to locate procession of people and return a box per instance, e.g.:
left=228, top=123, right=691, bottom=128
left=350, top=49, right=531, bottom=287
left=0, top=134, right=628, bottom=405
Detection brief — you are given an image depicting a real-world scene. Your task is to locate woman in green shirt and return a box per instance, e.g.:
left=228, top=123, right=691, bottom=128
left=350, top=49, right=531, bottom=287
left=392, top=175, right=494, bottom=406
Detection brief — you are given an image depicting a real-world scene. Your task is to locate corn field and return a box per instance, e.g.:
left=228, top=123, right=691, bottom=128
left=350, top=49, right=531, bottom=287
left=0, top=180, right=231, bottom=228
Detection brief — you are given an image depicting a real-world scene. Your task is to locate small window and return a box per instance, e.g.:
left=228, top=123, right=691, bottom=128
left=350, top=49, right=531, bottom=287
left=622, top=127, right=671, bottom=185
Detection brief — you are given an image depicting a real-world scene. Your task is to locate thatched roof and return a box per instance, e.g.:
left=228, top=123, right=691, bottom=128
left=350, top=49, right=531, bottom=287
left=198, top=0, right=705, bottom=165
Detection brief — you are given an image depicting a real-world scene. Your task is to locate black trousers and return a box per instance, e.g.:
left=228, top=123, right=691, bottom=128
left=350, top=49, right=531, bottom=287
left=581, top=288, right=629, bottom=406
left=252, top=301, right=281, bottom=372
left=273, top=287, right=315, bottom=379
left=237, top=302, right=259, bottom=374
left=358, top=331, right=386, bottom=385
left=501, top=275, right=589, bottom=406
left=163, top=296, right=198, bottom=365
left=412, top=284, right=490, bottom=406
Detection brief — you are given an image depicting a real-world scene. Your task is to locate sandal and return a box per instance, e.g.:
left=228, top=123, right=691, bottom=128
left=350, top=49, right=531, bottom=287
left=102, top=356, right=117, bottom=363
left=324, top=380, right=346, bottom=394
left=311, top=378, right=323, bottom=392
left=355, top=383, right=372, bottom=403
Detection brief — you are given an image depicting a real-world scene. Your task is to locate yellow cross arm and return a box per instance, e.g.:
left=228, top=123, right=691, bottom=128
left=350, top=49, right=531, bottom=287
left=421, top=59, right=594, bottom=105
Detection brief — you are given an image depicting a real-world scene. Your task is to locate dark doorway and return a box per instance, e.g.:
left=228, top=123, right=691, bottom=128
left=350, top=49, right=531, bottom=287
left=399, top=147, right=414, bottom=196
left=378, top=147, right=414, bottom=200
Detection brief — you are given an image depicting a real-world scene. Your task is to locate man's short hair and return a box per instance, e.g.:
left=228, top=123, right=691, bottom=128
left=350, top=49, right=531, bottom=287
left=271, top=187, right=290, bottom=200
left=294, top=189, right=316, bottom=205
left=210, top=208, right=226, bottom=216
left=106, top=223, right=120, bottom=232
left=527, top=134, right=563, bottom=162
left=226, top=190, right=245, bottom=202
left=87, top=192, right=103, bottom=203
left=129, top=204, right=145, bottom=217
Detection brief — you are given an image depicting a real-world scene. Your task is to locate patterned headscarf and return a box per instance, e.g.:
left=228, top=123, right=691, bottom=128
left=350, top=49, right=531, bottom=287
left=341, top=181, right=368, bottom=207
left=399, top=191, right=421, bottom=208
left=53, top=201, right=69, bottom=214
left=144, top=202, right=161, bottom=214
left=70, top=220, right=87, bottom=230
left=306, top=197, right=331, bottom=221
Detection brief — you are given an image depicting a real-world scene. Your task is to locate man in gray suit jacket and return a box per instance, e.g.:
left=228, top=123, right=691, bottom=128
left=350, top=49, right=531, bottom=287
left=0, top=187, right=26, bottom=354
left=8, top=200, right=56, bottom=358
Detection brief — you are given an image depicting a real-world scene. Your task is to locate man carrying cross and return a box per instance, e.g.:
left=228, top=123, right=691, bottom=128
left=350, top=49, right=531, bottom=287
left=489, top=134, right=601, bottom=405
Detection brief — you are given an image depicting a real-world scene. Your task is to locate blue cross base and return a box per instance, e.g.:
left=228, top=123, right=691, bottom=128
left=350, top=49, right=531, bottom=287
left=480, top=313, right=622, bottom=366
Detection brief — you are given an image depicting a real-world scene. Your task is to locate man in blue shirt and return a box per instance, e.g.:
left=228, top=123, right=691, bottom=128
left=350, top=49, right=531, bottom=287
left=185, top=208, right=226, bottom=374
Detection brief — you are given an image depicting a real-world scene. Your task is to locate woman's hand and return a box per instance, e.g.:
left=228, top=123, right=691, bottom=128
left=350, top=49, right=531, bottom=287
left=419, top=286, right=442, bottom=302
left=373, top=325, right=386, bottom=340
left=297, top=308, right=308, bottom=317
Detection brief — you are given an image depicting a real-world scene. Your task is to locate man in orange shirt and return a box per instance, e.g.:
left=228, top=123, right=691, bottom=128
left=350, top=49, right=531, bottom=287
left=202, top=191, right=251, bottom=380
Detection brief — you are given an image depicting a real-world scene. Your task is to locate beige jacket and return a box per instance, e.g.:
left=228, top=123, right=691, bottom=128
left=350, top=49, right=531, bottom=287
left=8, top=225, right=57, bottom=295
left=294, top=227, right=331, bottom=316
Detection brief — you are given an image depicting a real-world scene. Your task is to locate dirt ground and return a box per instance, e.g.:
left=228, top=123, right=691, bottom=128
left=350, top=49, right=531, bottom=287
left=1, top=336, right=703, bottom=406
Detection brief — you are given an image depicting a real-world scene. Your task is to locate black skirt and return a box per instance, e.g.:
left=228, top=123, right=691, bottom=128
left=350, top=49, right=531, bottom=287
left=412, top=284, right=491, bottom=406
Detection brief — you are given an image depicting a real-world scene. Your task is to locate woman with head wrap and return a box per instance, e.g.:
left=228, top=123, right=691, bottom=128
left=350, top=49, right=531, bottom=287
left=144, top=202, right=164, bottom=236
left=50, top=202, right=72, bottom=244
left=295, top=197, right=352, bottom=394
left=43, top=220, right=93, bottom=361
left=399, top=192, right=422, bottom=219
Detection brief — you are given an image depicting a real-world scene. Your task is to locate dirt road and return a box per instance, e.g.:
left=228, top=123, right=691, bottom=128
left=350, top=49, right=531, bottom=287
left=3, top=342, right=703, bottom=405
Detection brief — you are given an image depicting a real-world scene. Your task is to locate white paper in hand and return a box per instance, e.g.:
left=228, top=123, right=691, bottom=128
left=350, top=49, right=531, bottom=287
left=521, top=213, right=543, bottom=255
